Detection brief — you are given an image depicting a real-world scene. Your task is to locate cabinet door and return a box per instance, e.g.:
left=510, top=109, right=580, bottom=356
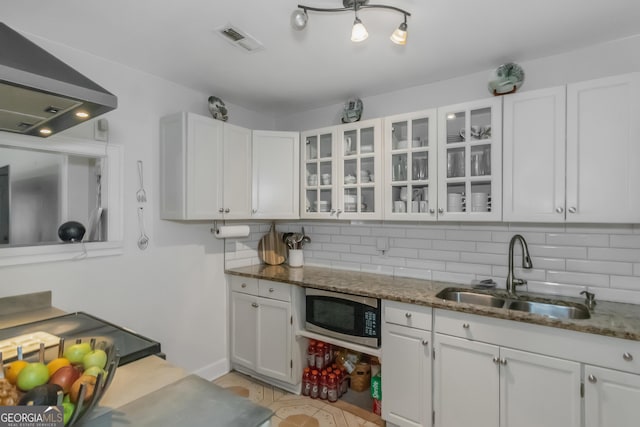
left=301, top=127, right=338, bottom=219
left=585, top=365, right=640, bottom=427
left=499, top=348, right=581, bottom=427
left=256, top=297, right=292, bottom=383
left=437, top=98, right=502, bottom=221
left=384, top=110, right=438, bottom=221
left=223, top=123, right=252, bottom=218
left=231, top=292, right=257, bottom=370
left=252, top=131, right=300, bottom=219
left=159, top=112, right=224, bottom=220
left=503, top=87, right=566, bottom=222
left=337, top=118, right=383, bottom=220
left=567, top=73, right=640, bottom=222
left=382, top=322, right=431, bottom=427
left=434, top=334, right=499, bottom=427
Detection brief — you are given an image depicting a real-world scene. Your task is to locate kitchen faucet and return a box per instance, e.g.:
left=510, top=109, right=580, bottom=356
left=506, top=234, right=533, bottom=294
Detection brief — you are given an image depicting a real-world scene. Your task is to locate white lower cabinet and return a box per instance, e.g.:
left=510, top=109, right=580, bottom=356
left=584, top=365, right=640, bottom=427
left=382, top=301, right=432, bottom=427
left=229, top=276, right=304, bottom=391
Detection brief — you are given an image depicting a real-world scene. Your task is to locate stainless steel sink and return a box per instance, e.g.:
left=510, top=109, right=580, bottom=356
left=507, top=300, right=591, bottom=320
left=435, top=287, right=591, bottom=320
left=436, top=289, right=506, bottom=308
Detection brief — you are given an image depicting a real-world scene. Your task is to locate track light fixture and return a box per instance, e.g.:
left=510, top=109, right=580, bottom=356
left=291, top=0, right=411, bottom=45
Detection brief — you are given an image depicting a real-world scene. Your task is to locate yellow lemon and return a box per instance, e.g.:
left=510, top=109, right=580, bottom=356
left=47, top=357, right=71, bottom=376
left=5, top=360, right=28, bottom=385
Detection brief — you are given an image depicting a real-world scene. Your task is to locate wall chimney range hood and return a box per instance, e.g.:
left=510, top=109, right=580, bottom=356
left=0, top=22, right=117, bottom=137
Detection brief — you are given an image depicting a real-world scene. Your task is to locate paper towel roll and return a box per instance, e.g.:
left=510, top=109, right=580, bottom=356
left=214, top=225, right=250, bottom=239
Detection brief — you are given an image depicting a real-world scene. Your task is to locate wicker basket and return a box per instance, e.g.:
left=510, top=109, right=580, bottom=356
left=350, top=362, right=371, bottom=392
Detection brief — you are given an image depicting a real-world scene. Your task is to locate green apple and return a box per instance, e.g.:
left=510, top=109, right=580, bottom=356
left=82, top=366, right=106, bottom=377
left=63, top=401, right=75, bottom=424
left=16, top=362, right=50, bottom=391
left=63, top=343, right=92, bottom=364
left=82, top=349, right=107, bottom=370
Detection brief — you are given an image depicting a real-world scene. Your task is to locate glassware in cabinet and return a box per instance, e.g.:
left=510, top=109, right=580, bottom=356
left=302, top=129, right=336, bottom=217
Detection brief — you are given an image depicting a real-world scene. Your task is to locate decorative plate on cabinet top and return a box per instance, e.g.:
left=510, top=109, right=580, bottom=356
left=488, top=63, right=525, bottom=95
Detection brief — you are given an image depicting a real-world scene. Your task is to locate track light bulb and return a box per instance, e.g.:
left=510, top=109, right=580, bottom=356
left=390, top=22, right=408, bottom=45
left=351, top=17, right=368, bottom=42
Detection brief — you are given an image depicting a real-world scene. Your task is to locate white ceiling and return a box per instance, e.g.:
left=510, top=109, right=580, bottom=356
left=4, top=0, right=640, bottom=115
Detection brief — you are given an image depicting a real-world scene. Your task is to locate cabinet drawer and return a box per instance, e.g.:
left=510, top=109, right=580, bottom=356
left=384, top=300, right=432, bottom=330
left=259, top=280, right=291, bottom=302
left=230, top=276, right=259, bottom=295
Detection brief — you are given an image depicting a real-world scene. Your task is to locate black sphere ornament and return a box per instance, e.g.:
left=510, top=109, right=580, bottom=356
left=58, top=221, right=86, bottom=242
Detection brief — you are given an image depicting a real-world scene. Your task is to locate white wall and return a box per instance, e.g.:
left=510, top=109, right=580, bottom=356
left=275, top=35, right=640, bottom=131
left=0, top=35, right=274, bottom=379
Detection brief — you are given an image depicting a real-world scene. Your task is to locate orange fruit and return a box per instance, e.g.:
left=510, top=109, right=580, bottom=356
left=47, top=357, right=71, bottom=376
left=5, top=360, right=28, bottom=385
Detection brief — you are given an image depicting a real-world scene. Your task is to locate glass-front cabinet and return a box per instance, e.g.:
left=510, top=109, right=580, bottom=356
left=301, top=126, right=337, bottom=218
left=384, top=110, right=438, bottom=220
left=337, top=118, right=382, bottom=219
left=437, top=98, right=502, bottom=221
left=301, top=119, right=382, bottom=219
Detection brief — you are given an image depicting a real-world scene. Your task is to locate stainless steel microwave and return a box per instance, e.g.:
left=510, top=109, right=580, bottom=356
left=305, top=288, right=381, bottom=348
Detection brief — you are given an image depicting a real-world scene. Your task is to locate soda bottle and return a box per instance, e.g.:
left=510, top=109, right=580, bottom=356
left=310, top=369, right=319, bottom=399
left=307, top=340, right=316, bottom=368
left=315, top=342, right=325, bottom=370
left=301, top=367, right=311, bottom=396
left=327, top=374, right=338, bottom=402
left=320, top=370, right=328, bottom=400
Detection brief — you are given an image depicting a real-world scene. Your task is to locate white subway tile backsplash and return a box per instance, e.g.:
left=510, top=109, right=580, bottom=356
left=529, top=245, right=588, bottom=259
left=566, top=259, right=633, bottom=276
left=588, top=247, right=640, bottom=262
left=224, top=221, right=640, bottom=303
left=433, top=240, right=477, bottom=252
left=611, top=234, right=640, bottom=248
left=610, top=275, right=640, bottom=290
left=546, top=233, right=610, bottom=247
left=547, top=270, right=610, bottom=287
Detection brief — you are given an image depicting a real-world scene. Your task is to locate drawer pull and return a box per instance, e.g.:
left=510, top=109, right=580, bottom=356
left=251, top=302, right=259, bottom=308
left=241, top=283, right=247, bottom=288
left=623, top=352, right=634, bottom=362
left=462, top=323, right=470, bottom=329
left=588, top=374, right=597, bottom=383
left=405, top=313, right=412, bottom=318
left=422, top=340, right=428, bottom=346
left=269, top=288, right=275, bottom=293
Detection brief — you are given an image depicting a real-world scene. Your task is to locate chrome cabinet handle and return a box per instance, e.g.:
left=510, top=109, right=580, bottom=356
left=492, top=356, right=500, bottom=364
left=241, top=283, right=247, bottom=288
left=330, top=209, right=336, bottom=216
left=269, top=288, right=274, bottom=293
left=252, top=209, right=257, bottom=214
left=462, top=323, right=470, bottom=329
left=224, top=208, right=230, bottom=213
left=429, top=208, right=435, bottom=214
left=218, top=208, right=224, bottom=213
left=588, top=374, right=597, bottom=383
left=438, top=208, right=444, bottom=214
left=405, top=312, right=412, bottom=318
left=421, top=340, right=428, bottom=346
left=251, top=302, right=259, bottom=308
left=623, top=352, right=634, bottom=362
left=568, top=206, right=577, bottom=213
left=556, top=207, right=564, bottom=214
left=500, top=358, right=507, bottom=365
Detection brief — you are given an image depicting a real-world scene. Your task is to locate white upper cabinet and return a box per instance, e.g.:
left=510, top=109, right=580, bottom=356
left=301, top=119, right=382, bottom=220
left=159, top=112, right=250, bottom=220
left=384, top=110, right=438, bottom=221
left=252, top=131, right=300, bottom=219
left=503, top=86, right=566, bottom=222
left=437, top=97, right=502, bottom=221
left=566, top=73, right=640, bottom=223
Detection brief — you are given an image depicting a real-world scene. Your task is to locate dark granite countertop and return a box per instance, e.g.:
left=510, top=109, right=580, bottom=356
left=226, top=264, right=640, bottom=342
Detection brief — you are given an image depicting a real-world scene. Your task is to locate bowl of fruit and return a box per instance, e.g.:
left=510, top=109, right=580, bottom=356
left=1, top=337, right=119, bottom=426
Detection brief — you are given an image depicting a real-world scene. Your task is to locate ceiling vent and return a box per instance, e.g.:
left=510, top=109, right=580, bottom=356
left=216, top=24, right=264, bottom=53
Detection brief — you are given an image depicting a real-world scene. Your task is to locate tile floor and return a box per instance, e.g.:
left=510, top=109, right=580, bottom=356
left=214, top=371, right=385, bottom=427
